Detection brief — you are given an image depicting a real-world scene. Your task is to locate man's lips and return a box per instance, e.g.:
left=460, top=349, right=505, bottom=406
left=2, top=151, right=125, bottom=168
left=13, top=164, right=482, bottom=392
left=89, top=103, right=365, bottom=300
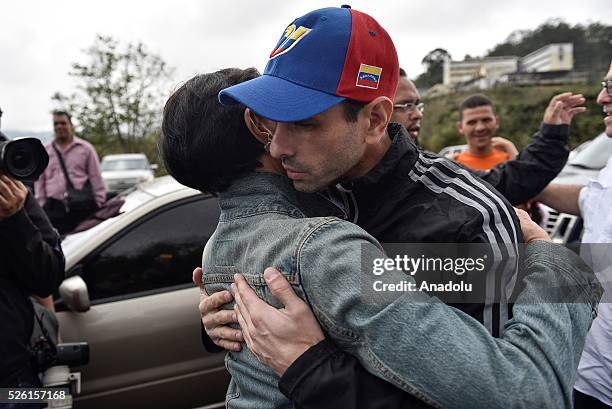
left=408, top=126, right=420, bottom=135
left=283, top=166, right=307, bottom=179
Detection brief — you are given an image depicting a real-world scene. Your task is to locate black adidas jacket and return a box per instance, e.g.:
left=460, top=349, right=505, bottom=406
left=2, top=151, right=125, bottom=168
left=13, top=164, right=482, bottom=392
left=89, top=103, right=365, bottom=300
left=470, top=123, right=570, bottom=205
left=347, top=123, right=524, bottom=336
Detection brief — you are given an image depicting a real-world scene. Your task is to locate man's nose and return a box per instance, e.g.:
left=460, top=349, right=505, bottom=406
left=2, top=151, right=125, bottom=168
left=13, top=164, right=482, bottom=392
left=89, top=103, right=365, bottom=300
left=269, top=126, right=295, bottom=159
left=597, top=86, right=611, bottom=105
left=410, top=108, right=423, bottom=120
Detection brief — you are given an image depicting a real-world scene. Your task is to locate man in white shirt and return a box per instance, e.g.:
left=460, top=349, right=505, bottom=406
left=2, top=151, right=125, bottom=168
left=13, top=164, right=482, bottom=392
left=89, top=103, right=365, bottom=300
left=537, top=61, right=612, bottom=408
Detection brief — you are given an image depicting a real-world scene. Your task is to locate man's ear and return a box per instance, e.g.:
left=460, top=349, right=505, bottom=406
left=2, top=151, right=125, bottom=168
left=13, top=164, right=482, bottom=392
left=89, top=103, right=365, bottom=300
left=362, top=96, right=393, bottom=144
left=456, top=121, right=464, bottom=135
left=244, top=108, right=274, bottom=145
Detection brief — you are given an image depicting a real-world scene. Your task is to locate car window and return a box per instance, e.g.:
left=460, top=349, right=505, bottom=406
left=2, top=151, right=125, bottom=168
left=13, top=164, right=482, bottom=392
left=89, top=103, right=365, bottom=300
left=569, top=133, right=612, bottom=170
left=79, top=197, right=220, bottom=302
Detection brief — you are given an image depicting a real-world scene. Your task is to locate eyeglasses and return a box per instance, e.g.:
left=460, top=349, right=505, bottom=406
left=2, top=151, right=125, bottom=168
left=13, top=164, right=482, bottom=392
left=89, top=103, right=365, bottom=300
left=602, top=80, right=612, bottom=96
left=393, top=102, right=425, bottom=113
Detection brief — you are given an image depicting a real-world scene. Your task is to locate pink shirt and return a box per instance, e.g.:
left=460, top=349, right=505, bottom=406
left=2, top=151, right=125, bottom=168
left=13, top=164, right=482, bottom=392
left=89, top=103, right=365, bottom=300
left=35, top=136, right=106, bottom=207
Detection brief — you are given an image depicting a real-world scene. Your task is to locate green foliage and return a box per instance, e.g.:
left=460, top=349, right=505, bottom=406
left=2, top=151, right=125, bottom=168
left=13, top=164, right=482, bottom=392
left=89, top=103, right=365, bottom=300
left=52, top=35, right=174, bottom=167
left=414, top=48, right=451, bottom=89
left=420, top=84, right=604, bottom=153
left=488, top=20, right=612, bottom=82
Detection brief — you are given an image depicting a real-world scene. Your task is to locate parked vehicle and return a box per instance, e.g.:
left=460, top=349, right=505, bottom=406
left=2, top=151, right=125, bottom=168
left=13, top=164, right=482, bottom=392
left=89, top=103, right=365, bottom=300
left=542, top=132, right=612, bottom=243
left=438, top=144, right=468, bottom=159
left=55, top=176, right=227, bottom=409
left=101, top=153, right=157, bottom=195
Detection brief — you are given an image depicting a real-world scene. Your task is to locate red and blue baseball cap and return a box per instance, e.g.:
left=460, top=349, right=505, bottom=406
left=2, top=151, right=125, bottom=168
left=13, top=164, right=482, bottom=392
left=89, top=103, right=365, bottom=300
left=218, top=5, right=399, bottom=122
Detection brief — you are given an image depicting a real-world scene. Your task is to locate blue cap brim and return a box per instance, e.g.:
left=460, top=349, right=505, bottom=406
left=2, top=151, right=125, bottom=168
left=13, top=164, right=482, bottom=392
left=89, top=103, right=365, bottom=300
left=218, top=75, right=345, bottom=122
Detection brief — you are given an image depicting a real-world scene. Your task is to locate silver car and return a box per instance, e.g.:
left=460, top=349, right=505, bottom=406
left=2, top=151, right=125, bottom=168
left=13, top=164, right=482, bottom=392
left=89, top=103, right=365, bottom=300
left=56, top=176, right=228, bottom=408
left=101, top=153, right=157, bottom=195
left=542, top=132, right=612, bottom=243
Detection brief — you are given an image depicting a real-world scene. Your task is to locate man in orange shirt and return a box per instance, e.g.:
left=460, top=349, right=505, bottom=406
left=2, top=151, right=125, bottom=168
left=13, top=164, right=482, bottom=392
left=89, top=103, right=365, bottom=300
left=455, top=94, right=514, bottom=171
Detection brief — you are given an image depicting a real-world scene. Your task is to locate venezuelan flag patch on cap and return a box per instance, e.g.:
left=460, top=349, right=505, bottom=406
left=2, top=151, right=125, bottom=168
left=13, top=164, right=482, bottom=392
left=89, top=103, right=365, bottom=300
left=356, top=64, right=382, bottom=89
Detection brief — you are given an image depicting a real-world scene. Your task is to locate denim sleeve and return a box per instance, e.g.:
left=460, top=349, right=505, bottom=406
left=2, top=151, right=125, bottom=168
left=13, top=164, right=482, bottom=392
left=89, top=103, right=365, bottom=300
left=298, top=219, right=600, bottom=409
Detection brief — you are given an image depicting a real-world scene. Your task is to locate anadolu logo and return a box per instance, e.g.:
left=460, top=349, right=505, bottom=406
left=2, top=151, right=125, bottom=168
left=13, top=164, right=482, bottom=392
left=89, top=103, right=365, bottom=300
left=269, top=24, right=312, bottom=59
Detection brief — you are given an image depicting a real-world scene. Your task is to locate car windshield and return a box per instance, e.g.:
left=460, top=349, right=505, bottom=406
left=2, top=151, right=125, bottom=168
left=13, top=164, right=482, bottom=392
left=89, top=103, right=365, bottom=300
left=569, top=133, right=612, bottom=170
left=102, top=158, right=148, bottom=171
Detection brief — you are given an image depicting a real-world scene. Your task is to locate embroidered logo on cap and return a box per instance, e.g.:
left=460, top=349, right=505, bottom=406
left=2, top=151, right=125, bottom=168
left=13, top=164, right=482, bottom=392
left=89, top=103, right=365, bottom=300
left=269, top=24, right=312, bottom=59
left=356, top=64, right=382, bottom=89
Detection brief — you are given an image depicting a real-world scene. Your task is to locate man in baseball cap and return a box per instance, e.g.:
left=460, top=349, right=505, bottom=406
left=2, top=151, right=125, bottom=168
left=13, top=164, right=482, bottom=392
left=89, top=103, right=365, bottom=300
left=220, top=6, right=400, bottom=193
left=220, top=5, right=525, bottom=337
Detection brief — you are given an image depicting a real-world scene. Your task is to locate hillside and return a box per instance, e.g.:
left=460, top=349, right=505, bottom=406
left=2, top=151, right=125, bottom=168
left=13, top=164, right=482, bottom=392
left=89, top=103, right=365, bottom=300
left=419, top=83, right=604, bottom=154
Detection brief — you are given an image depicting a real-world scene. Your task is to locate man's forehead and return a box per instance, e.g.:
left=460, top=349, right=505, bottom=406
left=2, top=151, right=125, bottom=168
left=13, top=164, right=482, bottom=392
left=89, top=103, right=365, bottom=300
left=395, top=78, right=420, bottom=102
left=462, top=105, right=496, bottom=118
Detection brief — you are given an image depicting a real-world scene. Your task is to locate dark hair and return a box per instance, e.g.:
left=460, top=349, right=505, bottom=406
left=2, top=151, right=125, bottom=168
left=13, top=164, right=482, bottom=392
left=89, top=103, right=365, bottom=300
left=52, top=110, right=72, bottom=124
left=459, top=94, right=495, bottom=118
left=342, top=100, right=366, bottom=122
left=160, top=68, right=263, bottom=194
left=399, top=67, right=407, bottom=78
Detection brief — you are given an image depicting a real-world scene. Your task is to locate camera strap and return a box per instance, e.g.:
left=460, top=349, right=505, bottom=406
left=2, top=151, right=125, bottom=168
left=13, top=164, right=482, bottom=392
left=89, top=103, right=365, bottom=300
left=52, top=143, right=75, bottom=191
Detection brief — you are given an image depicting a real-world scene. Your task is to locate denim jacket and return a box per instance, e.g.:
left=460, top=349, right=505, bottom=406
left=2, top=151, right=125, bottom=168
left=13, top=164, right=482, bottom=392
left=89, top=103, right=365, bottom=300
left=202, top=171, right=601, bottom=409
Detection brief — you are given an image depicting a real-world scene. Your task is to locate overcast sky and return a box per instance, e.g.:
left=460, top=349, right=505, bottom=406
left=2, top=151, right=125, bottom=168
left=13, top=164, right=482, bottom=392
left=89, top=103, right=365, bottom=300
left=1, top=0, right=610, bottom=132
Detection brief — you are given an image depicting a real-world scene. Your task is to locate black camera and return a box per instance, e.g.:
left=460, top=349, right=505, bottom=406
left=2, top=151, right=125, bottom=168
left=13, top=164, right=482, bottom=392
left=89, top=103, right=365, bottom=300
left=32, top=339, right=90, bottom=371
left=0, top=137, right=49, bottom=181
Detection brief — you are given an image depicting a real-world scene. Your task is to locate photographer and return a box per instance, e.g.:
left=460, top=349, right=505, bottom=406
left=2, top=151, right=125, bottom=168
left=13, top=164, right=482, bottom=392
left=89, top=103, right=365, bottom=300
left=0, top=131, right=65, bottom=397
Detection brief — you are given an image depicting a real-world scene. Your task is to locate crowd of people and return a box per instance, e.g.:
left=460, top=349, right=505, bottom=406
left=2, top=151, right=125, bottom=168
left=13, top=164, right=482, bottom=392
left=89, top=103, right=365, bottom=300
left=1, top=4, right=611, bottom=409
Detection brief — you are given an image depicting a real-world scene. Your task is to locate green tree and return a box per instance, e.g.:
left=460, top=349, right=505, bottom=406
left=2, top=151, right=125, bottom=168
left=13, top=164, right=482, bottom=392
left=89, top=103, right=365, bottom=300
left=52, top=35, right=174, bottom=154
left=414, top=48, right=451, bottom=89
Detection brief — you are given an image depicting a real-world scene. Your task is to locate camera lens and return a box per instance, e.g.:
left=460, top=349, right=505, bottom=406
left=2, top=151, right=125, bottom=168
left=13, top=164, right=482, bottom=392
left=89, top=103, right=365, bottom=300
left=0, top=138, right=49, bottom=181
left=6, top=143, right=36, bottom=177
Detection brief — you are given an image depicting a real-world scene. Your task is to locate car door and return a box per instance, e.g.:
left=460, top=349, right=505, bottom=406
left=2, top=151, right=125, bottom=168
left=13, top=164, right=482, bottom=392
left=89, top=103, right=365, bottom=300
left=57, top=196, right=229, bottom=409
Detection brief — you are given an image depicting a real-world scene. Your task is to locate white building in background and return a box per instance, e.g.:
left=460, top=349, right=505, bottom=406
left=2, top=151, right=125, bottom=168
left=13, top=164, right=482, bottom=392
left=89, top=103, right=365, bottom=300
left=441, top=43, right=576, bottom=90
left=520, top=43, right=574, bottom=72
left=443, top=56, right=519, bottom=89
